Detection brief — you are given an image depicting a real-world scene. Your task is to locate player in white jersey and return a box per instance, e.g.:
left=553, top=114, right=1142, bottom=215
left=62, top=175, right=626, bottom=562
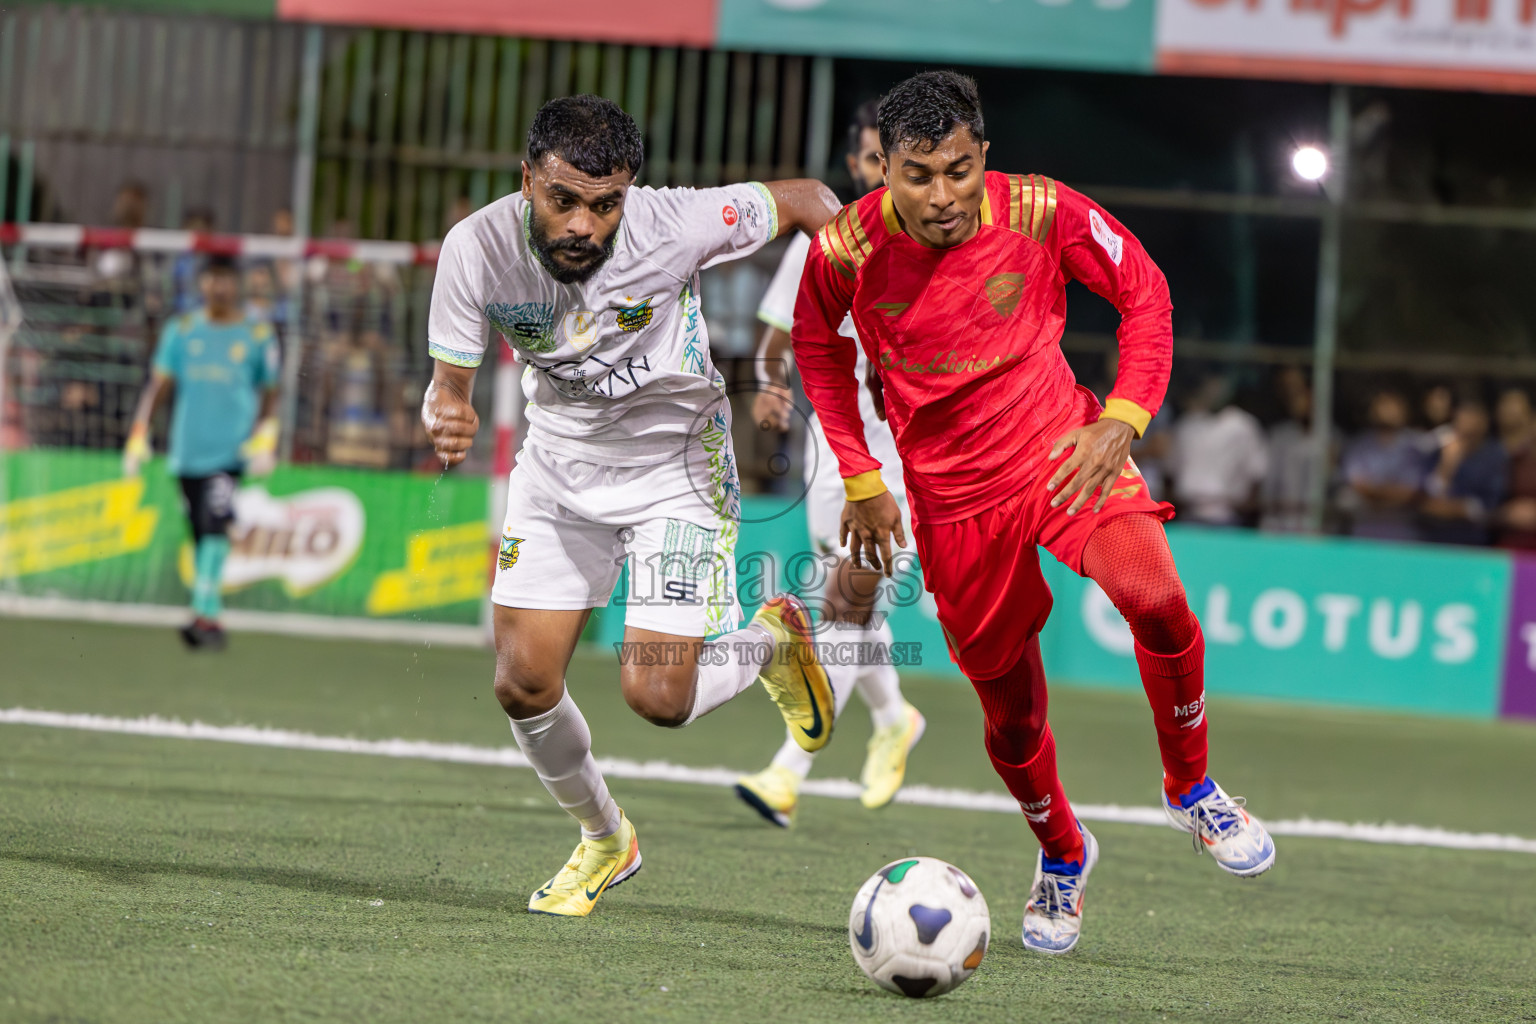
left=735, top=102, right=926, bottom=828
left=422, top=96, right=842, bottom=917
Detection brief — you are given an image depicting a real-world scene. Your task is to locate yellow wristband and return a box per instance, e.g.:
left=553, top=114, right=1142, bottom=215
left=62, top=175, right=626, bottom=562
left=246, top=417, right=280, bottom=457
left=125, top=424, right=150, bottom=459
left=1101, top=398, right=1152, bottom=438
left=843, top=470, right=888, bottom=502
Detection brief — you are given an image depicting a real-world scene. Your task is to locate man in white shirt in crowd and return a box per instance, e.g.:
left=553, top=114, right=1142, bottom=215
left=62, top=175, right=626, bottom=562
left=1168, top=374, right=1269, bottom=526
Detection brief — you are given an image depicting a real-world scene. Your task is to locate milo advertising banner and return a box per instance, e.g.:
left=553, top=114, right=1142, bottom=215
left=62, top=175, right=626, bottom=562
left=0, top=449, right=489, bottom=624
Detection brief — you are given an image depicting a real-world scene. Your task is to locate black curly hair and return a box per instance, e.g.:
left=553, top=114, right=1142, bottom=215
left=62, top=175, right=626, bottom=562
left=526, top=95, right=644, bottom=179
left=876, top=71, right=985, bottom=155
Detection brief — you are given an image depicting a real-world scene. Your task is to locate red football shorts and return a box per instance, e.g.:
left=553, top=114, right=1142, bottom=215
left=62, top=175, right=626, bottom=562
left=911, top=398, right=1174, bottom=681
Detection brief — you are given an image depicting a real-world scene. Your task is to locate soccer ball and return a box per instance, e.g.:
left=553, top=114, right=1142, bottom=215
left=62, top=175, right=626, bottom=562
left=848, top=856, right=990, bottom=998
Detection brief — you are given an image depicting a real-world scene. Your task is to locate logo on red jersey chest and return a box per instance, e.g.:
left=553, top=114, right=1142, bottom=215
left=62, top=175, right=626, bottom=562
left=983, top=273, right=1026, bottom=318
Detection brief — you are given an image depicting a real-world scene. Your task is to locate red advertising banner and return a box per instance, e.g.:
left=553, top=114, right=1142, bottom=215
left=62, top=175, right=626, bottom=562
left=276, top=0, right=719, bottom=47
left=1155, top=0, right=1536, bottom=93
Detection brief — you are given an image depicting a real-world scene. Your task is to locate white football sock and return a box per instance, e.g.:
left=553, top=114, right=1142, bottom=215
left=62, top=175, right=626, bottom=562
left=677, top=623, right=773, bottom=727
left=508, top=690, right=621, bottom=840
left=769, top=623, right=862, bottom=780
left=858, top=618, right=909, bottom=730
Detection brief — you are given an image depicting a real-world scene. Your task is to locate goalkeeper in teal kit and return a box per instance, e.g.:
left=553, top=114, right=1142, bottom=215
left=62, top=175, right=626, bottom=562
left=124, top=254, right=281, bottom=649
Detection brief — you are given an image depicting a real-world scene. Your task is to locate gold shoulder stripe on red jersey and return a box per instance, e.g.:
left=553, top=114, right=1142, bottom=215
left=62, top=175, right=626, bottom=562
left=817, top=205, right=873, bottom=279
left=1034, top=175, right=1058, bottom=243
left=1008, top=174, right=1028, bottom=235
left=1005, top=174, right=1059, bottom=244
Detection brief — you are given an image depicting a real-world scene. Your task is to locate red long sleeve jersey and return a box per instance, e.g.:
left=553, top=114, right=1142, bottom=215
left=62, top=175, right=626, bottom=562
left=792, top=171, right=1173, bottom=524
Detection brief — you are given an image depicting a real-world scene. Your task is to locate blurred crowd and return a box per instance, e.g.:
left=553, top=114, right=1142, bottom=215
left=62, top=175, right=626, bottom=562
left=1119, top=364, right=1536, bottom=549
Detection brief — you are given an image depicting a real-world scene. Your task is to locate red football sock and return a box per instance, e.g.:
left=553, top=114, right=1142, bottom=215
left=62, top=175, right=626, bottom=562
left=1083, top=514, right=1209, bottom=797
left=971, top=637, right=1083, bottom=862
left=1135, top=628, right=1209, bottom=796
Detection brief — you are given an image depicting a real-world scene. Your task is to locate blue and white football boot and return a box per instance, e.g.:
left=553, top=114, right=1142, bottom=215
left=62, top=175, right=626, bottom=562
left=1163, top=776, right=1276, bottom=878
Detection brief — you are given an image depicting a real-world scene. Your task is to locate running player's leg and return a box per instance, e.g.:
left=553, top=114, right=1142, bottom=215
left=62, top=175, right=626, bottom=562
left=494, top=605, right=616, bottom=835
left=618, top=515, right=828, bottom=741
left=1036, top=446, right=1274, bottom=878
left=1079, top=513, right=1274, bottom=877
left=616, top=625, right=769, bottom=728
left=1080, top=513, right=1205, bottom=792
left=491, top=452, right=646, bottom=916
left=917, top=491, right=1096, bottom=953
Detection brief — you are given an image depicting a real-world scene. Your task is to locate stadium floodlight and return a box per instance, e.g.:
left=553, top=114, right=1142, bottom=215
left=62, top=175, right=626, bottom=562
left=1292, top=145, right=1329, bottom=182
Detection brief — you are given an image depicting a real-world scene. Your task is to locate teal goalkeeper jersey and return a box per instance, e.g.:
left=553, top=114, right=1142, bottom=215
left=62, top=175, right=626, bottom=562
left=152, top=310, right=279, bottom=477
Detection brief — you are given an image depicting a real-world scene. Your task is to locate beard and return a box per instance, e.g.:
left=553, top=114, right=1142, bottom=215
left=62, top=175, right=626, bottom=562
left=529, top=207, right=619, bottom=285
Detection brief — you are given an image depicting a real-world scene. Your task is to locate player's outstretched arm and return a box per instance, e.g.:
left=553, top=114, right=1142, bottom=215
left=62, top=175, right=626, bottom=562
left=123, top=372, right=171, bottom=476
left=1046, top=183, right=1173, bottom=513
left=422, top=361, right=479, bottom=469
left=761, top=179, right=841, bottom=240
left=752, top=325, right=794, bottom=432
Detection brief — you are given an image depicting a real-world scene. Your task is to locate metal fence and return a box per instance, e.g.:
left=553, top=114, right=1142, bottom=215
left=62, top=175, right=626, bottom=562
left=0, top=6, right=834, bottom=241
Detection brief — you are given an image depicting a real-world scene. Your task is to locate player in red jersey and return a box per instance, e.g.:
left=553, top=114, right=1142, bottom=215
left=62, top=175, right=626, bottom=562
left=792, top=71, right=1275, bottom=955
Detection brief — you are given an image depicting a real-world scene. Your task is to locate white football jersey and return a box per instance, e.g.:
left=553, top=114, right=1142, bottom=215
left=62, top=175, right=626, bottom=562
left=429, top=182, right=778, bottom=466
left=757, top=231, right=885, bottom=437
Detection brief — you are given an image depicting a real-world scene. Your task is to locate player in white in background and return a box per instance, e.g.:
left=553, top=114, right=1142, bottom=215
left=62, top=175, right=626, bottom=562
left=421, top=95, right=842, bottom=918
left=735, top=101, right=926, bottom=827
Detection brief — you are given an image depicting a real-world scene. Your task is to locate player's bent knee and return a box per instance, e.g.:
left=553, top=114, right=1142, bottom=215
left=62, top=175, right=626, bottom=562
left=619, top=664, right=694, bottom=727
left=492, top=652, right=563, bottom=719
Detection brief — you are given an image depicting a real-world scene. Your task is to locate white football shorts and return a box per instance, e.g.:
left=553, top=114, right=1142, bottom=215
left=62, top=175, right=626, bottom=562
left=492, top=423, right=742, bottom=638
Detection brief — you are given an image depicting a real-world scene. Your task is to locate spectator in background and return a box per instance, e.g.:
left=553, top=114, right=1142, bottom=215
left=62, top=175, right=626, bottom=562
left=1421, top=399, right=1506, bottom=545
left=94, top=179, right=149, bottom=286
left=171, top=208, right=215, bottom=314
left=1421, top=384, right=1455, bottom=444
left=1261, top=366, right=1326, bottom=532
left=1495, top=388, right=1536, bottom=549
left=1167, top=373, right=1269, bottom=526
left=1339, top=389, right=1424, bottom=541
left=111, top=180, right=149, bottom=231
left=246, top=207, right=298, bottom=330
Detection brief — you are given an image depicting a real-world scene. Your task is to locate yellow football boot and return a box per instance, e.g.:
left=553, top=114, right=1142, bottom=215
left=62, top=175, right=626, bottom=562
left=860, top=702, right=926, bottom=809
left=527, top=811, right=642, bottom=917
left=735, top=764, right=801, bottom=828
left=750, top=594, right=835, bottom=753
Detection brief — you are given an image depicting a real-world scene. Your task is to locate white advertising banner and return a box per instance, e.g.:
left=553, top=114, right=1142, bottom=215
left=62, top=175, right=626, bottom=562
left=1156, top=0, right=1536, bottom=91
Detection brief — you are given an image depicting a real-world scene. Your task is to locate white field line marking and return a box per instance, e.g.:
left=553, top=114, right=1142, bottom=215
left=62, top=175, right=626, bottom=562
left=4, top=707, right=1535, bottom=856
left=0, top=594, right=486, bottom=647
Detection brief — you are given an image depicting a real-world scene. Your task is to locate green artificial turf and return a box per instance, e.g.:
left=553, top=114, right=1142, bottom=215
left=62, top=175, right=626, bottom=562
left=2, top=618, right=1535, bottom=1023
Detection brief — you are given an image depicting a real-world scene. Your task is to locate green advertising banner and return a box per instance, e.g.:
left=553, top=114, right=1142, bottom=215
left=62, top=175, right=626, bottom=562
left=716, top=0, right=1156, bottom=73
left=0, top=449, right=490, bottom=625
left=590, top=497, right=1511, bottom=719
left=1038, top=528, right=1511, bottom=718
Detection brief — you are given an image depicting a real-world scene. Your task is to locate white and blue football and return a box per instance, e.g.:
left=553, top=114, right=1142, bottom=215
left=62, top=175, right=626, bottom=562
left=848, top=856, right=990, bottom=998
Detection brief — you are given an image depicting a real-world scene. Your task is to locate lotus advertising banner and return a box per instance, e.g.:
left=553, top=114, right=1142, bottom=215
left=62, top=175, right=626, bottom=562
left=1039, top=529, right=1512, bottom=718
left=0, top=449, right=490, bottom=625
left=707, top=505, right=1521, bottom=719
